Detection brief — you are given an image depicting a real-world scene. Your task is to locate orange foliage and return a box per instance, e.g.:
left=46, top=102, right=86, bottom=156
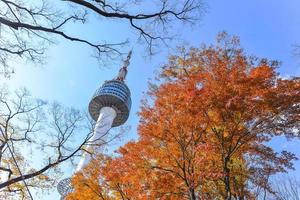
left=68, top=33, right=300, bottom=200
left=66, top=154, right=112, bottom=200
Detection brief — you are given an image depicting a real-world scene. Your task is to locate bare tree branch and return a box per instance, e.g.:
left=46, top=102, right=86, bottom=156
left=0, top=0, right=205, bottom=77
left=0, top=86, right=121, bottom=198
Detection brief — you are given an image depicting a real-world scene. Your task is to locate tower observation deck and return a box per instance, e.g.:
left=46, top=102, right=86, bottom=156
left=57, top=51, right=132, bottom=199
left=89, top=51, right=132, bottom=127
left=89, top=79, right=131, bottom=127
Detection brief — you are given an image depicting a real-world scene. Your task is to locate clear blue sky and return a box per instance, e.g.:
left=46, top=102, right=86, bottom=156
left=2, top=0, right=300, bottom=199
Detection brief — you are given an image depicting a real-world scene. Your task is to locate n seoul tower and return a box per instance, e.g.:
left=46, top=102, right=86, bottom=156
left=57, top=51, right=132, bottom=199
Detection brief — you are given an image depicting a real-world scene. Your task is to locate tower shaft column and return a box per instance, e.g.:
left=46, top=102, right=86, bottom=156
left=76, top=107, right=116, bottom=171
left=57, top=51, right=132, bottom=199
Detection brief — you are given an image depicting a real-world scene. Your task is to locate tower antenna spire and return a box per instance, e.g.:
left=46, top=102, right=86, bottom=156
left=116, top=50, right=132, bottom=81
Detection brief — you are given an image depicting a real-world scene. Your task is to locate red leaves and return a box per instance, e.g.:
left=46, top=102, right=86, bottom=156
left=68, top=33, right=300, bottom=200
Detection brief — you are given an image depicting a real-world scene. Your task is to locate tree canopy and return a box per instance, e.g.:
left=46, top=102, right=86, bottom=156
left=67, top=33, right=300, bottom=200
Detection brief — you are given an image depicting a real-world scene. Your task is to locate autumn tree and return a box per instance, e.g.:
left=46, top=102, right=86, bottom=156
left=68, top=33, right=300, bottom=200
left=68, top=71, right=223, bottom=199
left=0, top=0, right=205, bottom=76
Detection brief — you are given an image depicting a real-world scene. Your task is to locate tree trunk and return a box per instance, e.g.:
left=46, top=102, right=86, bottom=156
left=189, top=188, right=196, bottom=200
left=224, top=158, right=232, bottom=200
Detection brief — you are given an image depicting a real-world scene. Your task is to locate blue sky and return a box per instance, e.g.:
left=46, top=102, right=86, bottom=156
left=2, top=0, right=300, bottom=199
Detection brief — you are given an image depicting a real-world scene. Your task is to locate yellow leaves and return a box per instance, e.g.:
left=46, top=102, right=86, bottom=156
left=37, top=174, right=49, bottom=181
left=161, top=68, right=177, bottom=78
left=223, top=130, right=229, bottom=138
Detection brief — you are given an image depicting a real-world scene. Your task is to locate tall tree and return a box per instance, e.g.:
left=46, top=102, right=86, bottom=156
left=0, top=0, right=205, bottom=76
left=158, top=32, right=300, bottom=199
left=68, top=33, right=300, bottom=200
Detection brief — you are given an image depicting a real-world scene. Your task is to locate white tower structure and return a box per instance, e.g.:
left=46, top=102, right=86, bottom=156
left=57, top=52, right=132, bottom=199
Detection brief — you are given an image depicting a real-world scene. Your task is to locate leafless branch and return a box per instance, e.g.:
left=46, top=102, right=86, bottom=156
left=0, top=86, right=120, bottom=198
left=0, top=0, right=205, bottom=77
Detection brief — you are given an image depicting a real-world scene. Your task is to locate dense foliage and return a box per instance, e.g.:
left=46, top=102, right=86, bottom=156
left=68, top=33, right=300, bottom=200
